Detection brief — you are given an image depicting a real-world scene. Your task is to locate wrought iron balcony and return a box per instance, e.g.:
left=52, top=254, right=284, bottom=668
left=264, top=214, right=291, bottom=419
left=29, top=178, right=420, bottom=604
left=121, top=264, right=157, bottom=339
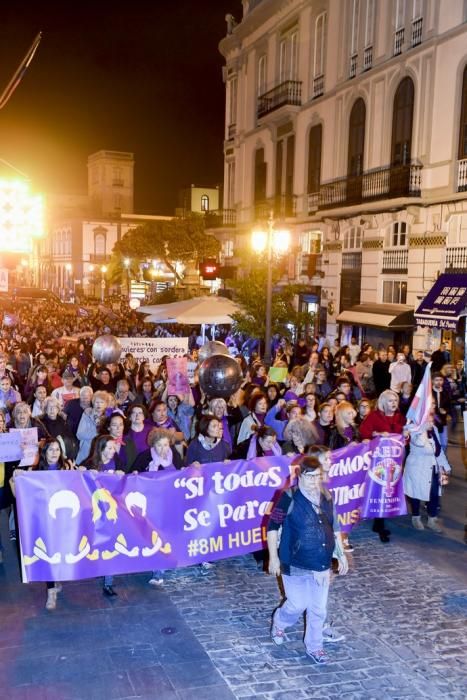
left=89, top=254, right=111, bottom=264
left=349, top=53, right=358, bottom=79
left=363, top=46, right=373, bottom=71
left=257, top=80, right=302, bottom=119
left=411, top=17, right=423, bottom=47
left=309, top=163, right=422, bottom=211
left=394, top=27, right=404, bottom=55
left=204, top=209, right=236, bottom=228
left=313, top=74, right=324, bottom=98
left=112, top=179, right=124, bottom=187
left=457, top=158, right=467, bottom=192
left=445, top=246, right=467, bottom=272
left=254, top=195, right=297, bottom=220
left=382, top=249, right=408, bottom=274
left=342, top=252, right=362, bottom=270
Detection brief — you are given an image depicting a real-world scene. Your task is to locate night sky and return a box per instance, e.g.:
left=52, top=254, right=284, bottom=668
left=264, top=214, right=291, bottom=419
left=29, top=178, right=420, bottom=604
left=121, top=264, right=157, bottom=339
left=0, top=0, right=238, bottom=214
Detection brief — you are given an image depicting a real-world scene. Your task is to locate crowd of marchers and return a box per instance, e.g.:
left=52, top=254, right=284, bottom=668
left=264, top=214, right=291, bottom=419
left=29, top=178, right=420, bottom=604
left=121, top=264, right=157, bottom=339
left=0, top=298, right=462, bottom=665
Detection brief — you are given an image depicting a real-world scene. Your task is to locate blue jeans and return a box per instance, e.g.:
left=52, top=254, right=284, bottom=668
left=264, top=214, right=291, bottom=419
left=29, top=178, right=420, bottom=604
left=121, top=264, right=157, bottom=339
left=274, top=569, right=330, bottom=653
left=104, top=576, right=113, bottom=586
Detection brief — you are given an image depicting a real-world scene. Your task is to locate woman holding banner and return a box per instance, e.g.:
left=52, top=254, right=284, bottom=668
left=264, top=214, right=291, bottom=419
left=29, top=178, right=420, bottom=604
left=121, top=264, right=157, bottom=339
left=359, top=390, right=406, bottom=543
left=11, top=438, right=75, bottom=610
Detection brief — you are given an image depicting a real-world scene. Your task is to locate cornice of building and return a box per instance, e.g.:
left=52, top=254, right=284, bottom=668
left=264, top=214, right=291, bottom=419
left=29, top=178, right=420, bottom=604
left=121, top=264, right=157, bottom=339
left=219, top=0, right=306, bottom=57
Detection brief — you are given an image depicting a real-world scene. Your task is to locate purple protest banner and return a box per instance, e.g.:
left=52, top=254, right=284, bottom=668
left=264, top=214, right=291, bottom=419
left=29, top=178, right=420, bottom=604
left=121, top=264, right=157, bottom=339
left=15, top=456, right=294, bottom=582
left=327, top=435, right=407, bottom=532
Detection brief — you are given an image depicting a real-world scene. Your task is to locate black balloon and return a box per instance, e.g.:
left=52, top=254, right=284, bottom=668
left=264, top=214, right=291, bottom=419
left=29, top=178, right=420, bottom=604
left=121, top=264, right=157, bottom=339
left=198, top=341, right=229, bottom=362
left=199, top=354, right=242, bottom=399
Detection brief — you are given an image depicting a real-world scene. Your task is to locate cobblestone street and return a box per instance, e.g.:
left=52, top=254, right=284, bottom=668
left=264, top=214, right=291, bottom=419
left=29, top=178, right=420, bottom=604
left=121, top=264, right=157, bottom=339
left=1, top=445, right=466, bottom=699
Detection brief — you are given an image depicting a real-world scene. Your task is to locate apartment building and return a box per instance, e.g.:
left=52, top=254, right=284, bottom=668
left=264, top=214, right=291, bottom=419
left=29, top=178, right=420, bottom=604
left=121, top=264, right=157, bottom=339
left=212, top=0, right=467, bottom=352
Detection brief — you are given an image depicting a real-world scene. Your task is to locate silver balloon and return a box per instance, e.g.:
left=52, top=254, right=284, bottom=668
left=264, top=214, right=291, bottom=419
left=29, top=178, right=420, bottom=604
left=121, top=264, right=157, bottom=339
left=199, top=354, right=242, bottom=399
left=92, top=334, right=122, bottom=365
left=198, top=341, right=229, bottom=362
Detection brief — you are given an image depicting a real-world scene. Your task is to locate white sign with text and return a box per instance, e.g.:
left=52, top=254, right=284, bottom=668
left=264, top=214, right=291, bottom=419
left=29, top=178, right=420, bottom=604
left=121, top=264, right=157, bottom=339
left=119, top=337, right=189, bottom=372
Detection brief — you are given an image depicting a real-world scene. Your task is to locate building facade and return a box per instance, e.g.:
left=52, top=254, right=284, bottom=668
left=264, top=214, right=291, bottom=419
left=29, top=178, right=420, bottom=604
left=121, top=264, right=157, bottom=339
left=213, top=0, right=467, bottom=351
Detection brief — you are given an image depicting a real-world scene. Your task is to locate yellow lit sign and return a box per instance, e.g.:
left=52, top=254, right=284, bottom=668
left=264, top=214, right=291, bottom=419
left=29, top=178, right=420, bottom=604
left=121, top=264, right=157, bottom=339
left=0, top=179, right=44, bottom=253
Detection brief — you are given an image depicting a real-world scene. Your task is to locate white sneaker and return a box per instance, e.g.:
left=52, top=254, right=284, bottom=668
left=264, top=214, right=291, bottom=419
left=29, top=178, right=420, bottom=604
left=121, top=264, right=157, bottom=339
left=412, top=516, right=424, bottom=530
left=200, top=562, right=215, bottom=570
left=45, top=589, right=57, bottom=611
left=426, top=517, right=443, bottom=534
left=323, top=626, right=346, bottom=643
left=148, top=577, right=164, bottom=586
left=54, top=582, right=63, bottom=592
left=271, top=624, right=286, bottom=645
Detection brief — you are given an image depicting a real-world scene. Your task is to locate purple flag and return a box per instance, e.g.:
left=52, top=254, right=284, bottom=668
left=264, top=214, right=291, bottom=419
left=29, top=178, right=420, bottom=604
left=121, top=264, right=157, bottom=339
left=406, top=361, right=433, bottom=430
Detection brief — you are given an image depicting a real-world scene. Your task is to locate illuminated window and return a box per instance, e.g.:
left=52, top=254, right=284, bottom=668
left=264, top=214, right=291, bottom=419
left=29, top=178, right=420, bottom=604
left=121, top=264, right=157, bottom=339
left=201, top=195, right=209, bottom=212
left=382, top=279, right=407, bottom=304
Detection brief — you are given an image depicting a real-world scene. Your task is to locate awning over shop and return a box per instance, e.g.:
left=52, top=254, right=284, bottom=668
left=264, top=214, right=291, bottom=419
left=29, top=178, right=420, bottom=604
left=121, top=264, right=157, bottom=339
left=336, top=303, right=414, bottom=328
left=414, top=273, right=467, bottom=330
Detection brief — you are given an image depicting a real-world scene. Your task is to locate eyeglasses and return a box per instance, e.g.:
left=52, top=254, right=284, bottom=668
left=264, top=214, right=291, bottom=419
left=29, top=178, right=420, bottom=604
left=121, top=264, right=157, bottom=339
left=300, top=471, right=321, bottom=480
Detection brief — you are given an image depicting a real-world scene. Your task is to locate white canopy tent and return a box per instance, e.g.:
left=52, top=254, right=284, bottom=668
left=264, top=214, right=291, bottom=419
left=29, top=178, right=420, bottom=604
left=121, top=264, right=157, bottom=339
left=141, top=296, right=240, bottom=326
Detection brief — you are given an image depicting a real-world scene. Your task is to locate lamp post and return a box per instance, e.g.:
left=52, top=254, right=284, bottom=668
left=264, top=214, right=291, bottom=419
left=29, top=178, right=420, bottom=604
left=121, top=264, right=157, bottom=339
left=123, top=258, right=130, bottom=299
left=65, top=262, right=73, bottom=300
left=251, top=210, right=290, bottom=366
left=100, top=265, right=107, bottom=302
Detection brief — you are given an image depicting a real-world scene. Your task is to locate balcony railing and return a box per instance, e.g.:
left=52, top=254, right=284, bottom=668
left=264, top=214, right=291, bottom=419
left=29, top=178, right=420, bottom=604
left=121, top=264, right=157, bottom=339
left=342, top=252, right=362, bottom=270
left=309, top=163, right=422, bottom=211
left=227, top=123, right=236, bottom=140
left=254, top=195, right=297, bottom=220
left=457, top=158, right=467, bottom=192
left=204, top=209, right=237, bottom=228
left=257, top=80, right=302, bottom=118
left=363, top=45, right=373, bottom=71
left=411, top=17, right=423, bottom=47
left=394, top=27, right=404, bottom=55
left=89, top=254, right=111, bottom=264
left=382, top=249, right=408, bottom=273
left=112, top=179, right=124, bottom=187
left=349, top=53, right=358, bottom=79
left=313, top=74, right=324, bottom=98
left=445, top=247, right=467, bottom=272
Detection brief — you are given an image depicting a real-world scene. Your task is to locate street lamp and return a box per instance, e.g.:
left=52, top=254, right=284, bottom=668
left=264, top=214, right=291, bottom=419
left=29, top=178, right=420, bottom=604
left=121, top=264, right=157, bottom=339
left=251, top=210, right=290, bottom=366
left=65, top=262, right=73, bottom=300
left=100, top=265, right=107, bottom=302
left=123, top=258, right=130, bottom=299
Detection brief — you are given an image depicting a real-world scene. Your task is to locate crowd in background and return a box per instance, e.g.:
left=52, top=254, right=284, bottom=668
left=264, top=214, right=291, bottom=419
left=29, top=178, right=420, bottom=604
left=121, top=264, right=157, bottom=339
left=0, top=298, right=461, bottom=618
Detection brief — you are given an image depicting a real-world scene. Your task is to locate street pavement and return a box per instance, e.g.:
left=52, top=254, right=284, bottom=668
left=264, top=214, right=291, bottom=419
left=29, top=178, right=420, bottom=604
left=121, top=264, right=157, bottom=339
left=0, top=440, right=466, bottom=700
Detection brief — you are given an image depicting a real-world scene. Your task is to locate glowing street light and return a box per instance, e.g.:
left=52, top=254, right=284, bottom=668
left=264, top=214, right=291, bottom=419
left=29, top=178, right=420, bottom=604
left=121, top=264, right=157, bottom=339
left=0, top=179, right=44, bottom=254
left=100, top=265, right=107, bottom=302
left=251, top=211, right=290, bottom=365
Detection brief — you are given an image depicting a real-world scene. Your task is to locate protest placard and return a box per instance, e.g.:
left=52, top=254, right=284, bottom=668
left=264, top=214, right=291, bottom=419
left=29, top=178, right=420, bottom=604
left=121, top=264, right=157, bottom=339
left=118, top=337, right=188, bottom=372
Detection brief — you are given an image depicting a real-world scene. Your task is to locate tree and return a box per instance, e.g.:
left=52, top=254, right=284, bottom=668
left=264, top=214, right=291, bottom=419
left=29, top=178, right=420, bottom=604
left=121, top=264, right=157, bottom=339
left=111, top=214, right=220, bottom=283
left=229, top=266, right=315, bottom=341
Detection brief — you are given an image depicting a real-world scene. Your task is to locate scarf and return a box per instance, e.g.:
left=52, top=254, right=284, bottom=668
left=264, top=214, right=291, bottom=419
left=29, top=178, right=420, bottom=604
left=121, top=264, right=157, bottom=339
left=148, top=446, right=174, bottom=471
left=246, top=435, right=282, bottom=460
left=198, top=434, right=220, bottom=452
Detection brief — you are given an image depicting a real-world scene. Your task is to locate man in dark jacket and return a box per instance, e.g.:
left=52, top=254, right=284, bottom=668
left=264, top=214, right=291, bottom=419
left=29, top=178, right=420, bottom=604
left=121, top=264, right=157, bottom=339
left=267, top=457, right=348, bottom=665
left=411, top=350, right=428, bottom=392
left=372, top=349, right=391, bottom=396
left=64, top=386, right=93, bottom=434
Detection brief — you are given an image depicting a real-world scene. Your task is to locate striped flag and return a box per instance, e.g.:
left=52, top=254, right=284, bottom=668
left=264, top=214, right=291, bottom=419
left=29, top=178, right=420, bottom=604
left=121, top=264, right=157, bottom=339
left=0, top=32, right=42, bottom=111
left=406, top=361, right=433, bottom=430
